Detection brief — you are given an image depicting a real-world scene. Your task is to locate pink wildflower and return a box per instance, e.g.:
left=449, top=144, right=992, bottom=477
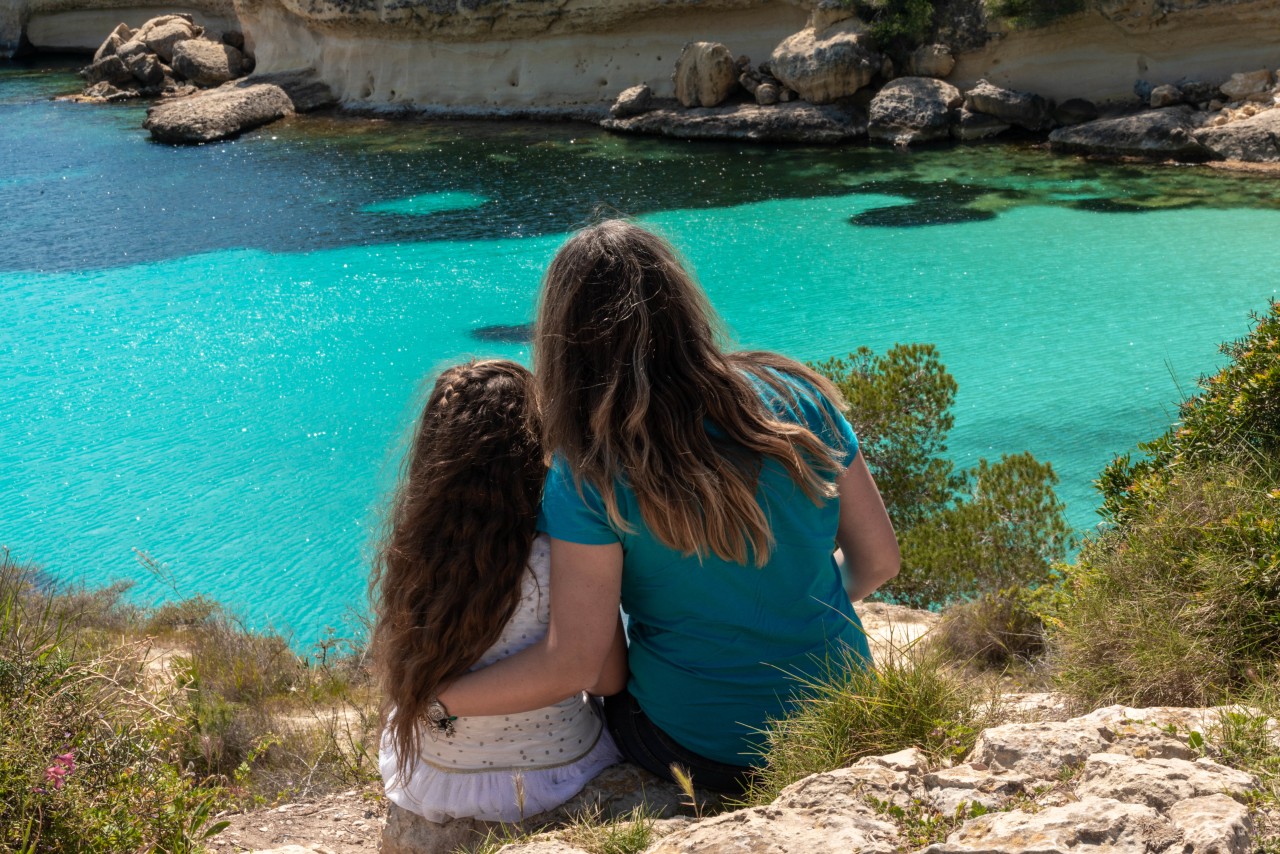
left=43, top=751, right=76, bottom=791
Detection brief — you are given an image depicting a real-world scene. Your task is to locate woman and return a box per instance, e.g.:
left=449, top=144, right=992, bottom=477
left=437, top=220, right=899, bottom=792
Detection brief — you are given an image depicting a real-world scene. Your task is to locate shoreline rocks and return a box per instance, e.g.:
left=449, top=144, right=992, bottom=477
left=142, top=70, right=335, bottom=143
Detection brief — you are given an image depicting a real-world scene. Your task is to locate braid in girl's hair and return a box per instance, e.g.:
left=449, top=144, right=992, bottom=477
left=371, top=359, right=545, bottom=782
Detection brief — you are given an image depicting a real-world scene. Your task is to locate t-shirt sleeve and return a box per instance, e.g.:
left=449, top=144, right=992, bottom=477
left=791, top=378, right=860, bottom=470
left=816, top=391, right=860, bottom=469
left=540, top=455, right=621, bottom=545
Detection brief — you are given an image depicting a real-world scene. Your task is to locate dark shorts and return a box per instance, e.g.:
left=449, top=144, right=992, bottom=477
left=602, top=688, right=755, bottom=795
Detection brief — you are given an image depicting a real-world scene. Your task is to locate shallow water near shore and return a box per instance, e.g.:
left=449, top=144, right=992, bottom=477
left=4, top=59, right=1280, bottom=644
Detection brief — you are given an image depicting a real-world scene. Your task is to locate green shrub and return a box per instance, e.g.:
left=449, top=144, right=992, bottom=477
left=0, top=554, right=221, bottom=853
left=1055, top=458, right=1280, bottom=706
left=741, top=644, right=996, bottom=805
left=1056, top=305, right=1280, bottom=708
left=0, top=548, right=379, bottom=847
left=1099, top=303, right=1280, bottom=524
left=858, top=0, right=938, bottom=48
left=815, top=345, right=1071, bottom=609
left=985, top=0, right=1087, bottom=28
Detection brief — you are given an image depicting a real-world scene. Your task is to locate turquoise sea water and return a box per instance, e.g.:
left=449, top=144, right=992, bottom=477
left=4, top=58, right=1280, bottom=645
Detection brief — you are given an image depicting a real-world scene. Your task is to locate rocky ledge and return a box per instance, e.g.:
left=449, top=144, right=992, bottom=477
left=366, top=699, right=1269, bottom=854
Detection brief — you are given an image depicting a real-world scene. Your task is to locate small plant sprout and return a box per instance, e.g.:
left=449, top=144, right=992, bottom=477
left=668, top=763, right=702, bottom=818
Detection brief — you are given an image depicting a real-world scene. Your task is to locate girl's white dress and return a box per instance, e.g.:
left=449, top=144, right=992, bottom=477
left=380, top=534, right=622, bottom=823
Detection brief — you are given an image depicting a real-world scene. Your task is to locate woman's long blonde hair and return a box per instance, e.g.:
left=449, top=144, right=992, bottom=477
left=534, top=219, right=846, bottom=566
left=371, top=360, right=545, bottom=781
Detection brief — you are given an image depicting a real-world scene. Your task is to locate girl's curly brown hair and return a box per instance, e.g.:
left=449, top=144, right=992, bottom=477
left=370, top=359, right=545, bottom=782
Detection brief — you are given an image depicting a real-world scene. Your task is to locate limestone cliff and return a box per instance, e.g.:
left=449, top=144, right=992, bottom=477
left=236, top=0, right=814, bottom=108
left=8, top=0, right=1280, bottom=113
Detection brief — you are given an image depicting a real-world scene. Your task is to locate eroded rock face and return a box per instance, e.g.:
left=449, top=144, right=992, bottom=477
left=868, top=76, right=961, bottom=145
left=964, top=79, right=1053, bottom=131
left=143, top=81, right=294, bottom=143
left=1048, top=106, right=1212, bottom=160
left=171, top=38, right=245, bottom=86
left=769, top=19, right=880, bottom=104
left=1076, top=753, right=1258, bottom=811
left=1167, top=794, right=1254, bottom=854
left=1194, top=107, right=1280, bottom=161
left=968, top=720, right=1113, bottom=779
left=673, top=41, right=738, bottom=108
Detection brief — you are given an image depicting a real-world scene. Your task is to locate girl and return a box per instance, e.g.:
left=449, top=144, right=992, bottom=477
left=371, top=359, right=624, bottom=823
left=432, top=221, right=900, bottom=793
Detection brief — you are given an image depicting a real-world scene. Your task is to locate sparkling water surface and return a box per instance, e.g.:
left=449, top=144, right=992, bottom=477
left=4, top=58, right=1280, bottom=645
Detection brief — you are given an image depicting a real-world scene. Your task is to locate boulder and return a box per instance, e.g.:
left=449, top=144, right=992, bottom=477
left=220, top=30, right=245, bottom=50
left=769, top=20, right=881, bottom=104
left=171, top=39, right=245, bottom=86
left=1053, top=97, right=1098, bottom=126
left=921, top=797, right=1182, bottom=853
left=672, top=42, right=738, bottom=108
left=602, top=99, right=867, bottom=143
left=868, top=76, right=962, bottom=145
left=1178, top=79, right=1220, bottom=104
left=907, top=44, right=955, bottom=78
left=80, top=55, right=134, bottom=86
left=143, top=82, right=294, bottom=144
left=951, top=108, right=1009, bottom=140
left=610, top=83, right=652, bottom=118
left=964, top=79, right=1052, bottom=131
left=124, top=51, right=164, bottom=88
left=1048, top=106, right=1212, bottom=160
left=140, top=17, right=200, bottom=64
left=1149, top=84, right=1182, bottom=108
left=1194, top=107, right=1280, bottom=161
left=1221, top=69, right=1272, bottom=101
left=92, top=23, right=132, bottom=63
left=115, top=38, right=148, bottom=61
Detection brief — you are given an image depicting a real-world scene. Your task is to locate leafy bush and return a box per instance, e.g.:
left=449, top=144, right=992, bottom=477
left=1057, top=305, right=1280, bottom=707
left=815, top=345, right=1071, bottom=609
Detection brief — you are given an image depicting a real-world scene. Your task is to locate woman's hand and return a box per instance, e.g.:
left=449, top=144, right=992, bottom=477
left=436, top=539, right=624, bottom=716
left=835, top=452, right=900, bottom=603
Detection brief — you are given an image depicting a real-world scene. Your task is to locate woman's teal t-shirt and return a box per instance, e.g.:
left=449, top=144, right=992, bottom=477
left=539, top=372, right=872, bottom=766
